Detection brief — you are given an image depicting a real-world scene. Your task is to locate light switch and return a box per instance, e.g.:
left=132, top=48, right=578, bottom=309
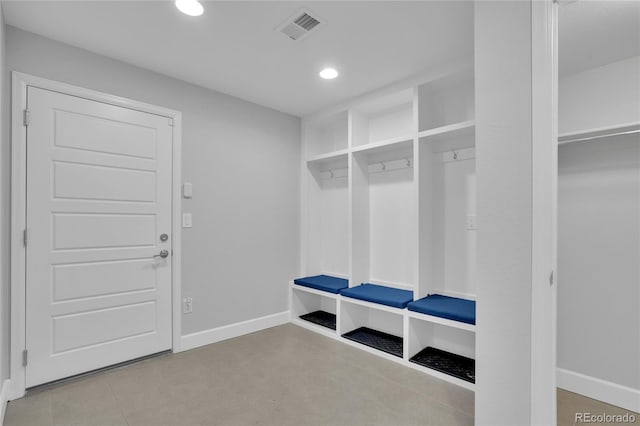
left=183, top=182, right=193, bottom=199
left=182, top=213, right=193, bottom=228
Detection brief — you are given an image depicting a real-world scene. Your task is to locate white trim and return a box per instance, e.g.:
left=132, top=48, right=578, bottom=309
left=180, top=311, right=290, bottom=352
left=10, top=73, right=28, bottom=400
left=0, top=379, right=11, bottom=424
left=339, top=295, right=407, bottom=315
left=406, top=310, right=476, bottom=333
left=10, top=72, right=183, bottom=398
left=290, top=282, right=339, bottom=299
left=171, top=113, right=183, bottom=354
left=557, top=368, right=640, bottom=413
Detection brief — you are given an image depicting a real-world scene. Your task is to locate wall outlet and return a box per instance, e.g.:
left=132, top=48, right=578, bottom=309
left=183, top=297, right=193, bottom=314
left=466, top=214, right=477, bottom=230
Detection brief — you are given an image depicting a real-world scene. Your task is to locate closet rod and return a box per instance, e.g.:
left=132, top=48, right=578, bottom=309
left=558, top=126, right=640, bottom=145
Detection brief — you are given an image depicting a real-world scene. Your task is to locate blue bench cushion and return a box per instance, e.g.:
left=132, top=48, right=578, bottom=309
left=340, top=283, right=413, bottom=309
left=293, top=275, right=349, bottom=294
left=407, top=294, right=476, bottom=325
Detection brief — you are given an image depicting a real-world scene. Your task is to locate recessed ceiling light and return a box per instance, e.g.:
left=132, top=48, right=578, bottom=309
left=319, top=68, right=339, bottom=80
left=175, top=0, right=204, bottom=17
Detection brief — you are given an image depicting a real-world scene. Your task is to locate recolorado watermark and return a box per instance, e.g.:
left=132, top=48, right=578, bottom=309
left=575, top=412, right=637, bottom=424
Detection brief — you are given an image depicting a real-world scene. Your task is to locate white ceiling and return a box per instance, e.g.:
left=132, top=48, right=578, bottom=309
left=2, top=1, right=639, bottom=117
left=1, top=0, right=474, bottom=116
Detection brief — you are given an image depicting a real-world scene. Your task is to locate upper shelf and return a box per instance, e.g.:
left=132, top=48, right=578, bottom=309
left=307, top=149, right=349, bottom=172
left=307, top=149, right=349, bottom=164
left=351, top=135, right=413, bottom=155
left=558, top=121, right=640, bottom=145
left=419, top=120, right=475, bottom=153
left=418, top=120, right=475, bottom=143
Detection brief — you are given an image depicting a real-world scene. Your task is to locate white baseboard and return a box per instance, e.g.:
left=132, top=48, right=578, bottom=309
left=180, top=311, right=289, bottom=352
left=1, top=379, right=11, bottom=425
left=557, top=368, right=640, bottom=413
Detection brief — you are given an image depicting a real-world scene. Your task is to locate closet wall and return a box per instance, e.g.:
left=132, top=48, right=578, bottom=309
left=557, top=55, right=640, bottom=407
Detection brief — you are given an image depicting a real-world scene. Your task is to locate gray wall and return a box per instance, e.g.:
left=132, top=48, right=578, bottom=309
left=558, top=136, right=639, bottom=390
left=557, top=56, right=640, bottom=390
left=4, top=26, right=301, bottom=338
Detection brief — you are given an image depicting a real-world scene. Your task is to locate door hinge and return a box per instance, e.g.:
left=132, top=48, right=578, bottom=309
left=549, top=270, right=555, bottom=286
left=22, top=349, right=28, bottom=367
left=23, top=229, right=28, bottom=248
left=23, top=109, right=30, bottom=127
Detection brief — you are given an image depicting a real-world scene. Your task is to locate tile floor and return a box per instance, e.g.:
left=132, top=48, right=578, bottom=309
left=3, top=324, right=637, bottom=426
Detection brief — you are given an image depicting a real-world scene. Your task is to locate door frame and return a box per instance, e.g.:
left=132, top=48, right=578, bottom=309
left=9, top=72, right=183, bottom=399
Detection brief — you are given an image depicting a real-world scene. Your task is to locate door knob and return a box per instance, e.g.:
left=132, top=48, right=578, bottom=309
left=153, top=249, right=169, bottom=259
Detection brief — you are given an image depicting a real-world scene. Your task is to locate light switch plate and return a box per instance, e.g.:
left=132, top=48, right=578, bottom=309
left=182, top=213, right=192, bottom=228
left=183, top=182, right=193, bottom=199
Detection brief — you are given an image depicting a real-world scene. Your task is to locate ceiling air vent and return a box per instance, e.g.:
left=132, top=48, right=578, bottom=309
left=277, top=9, right=325, bottom=41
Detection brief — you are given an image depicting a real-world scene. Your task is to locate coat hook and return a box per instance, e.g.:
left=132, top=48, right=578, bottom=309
left=452, top=149, right=458, bottom=160
left=330, top=170, right=335, bottom=179
left=405, top=157, right=411, bottom=168
left=380, top=161, right=386, bottom=171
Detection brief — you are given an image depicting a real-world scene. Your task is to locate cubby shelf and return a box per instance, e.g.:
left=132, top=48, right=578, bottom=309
left=351, top=135, right=414, bottom=155
left=290, top=282, right=340, bottom=299
left=339, top=332, right=407, bottom=364
left=290, top=283, right=339, bottom=339
left=406, top=310, right=476, bottom=333
left=307, top=149, right=349, bottom=165
left=289, top=282, right=477, bottom=390
left=298, top=67, right=477, bottom=391
left=339, top=295, right=408, bottom=315
left=407, top=358, right=476, bottom=391
left=291, top=316, right=338, bottom=339
left=418, top=120, right=475, bottom=143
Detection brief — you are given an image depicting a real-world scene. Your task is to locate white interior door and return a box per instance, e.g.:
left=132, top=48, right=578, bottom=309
left=25, top=86, right=173, bottom=387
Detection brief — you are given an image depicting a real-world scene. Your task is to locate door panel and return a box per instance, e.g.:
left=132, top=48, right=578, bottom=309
left=52, top=259, right=156, bottom=301
left=52, top=302, right=157, bottom=353
left=25, top=87, right=173, bottom=387
left=52, top=213, right=156, bottom=249
left=53, top=162, right=156, bottom=202
left=53, top=109, right=158, bottom=159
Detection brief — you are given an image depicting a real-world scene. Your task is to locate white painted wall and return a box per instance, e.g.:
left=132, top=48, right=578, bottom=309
left=434, top=158, right=476, bottom=298
left=475, top=2, right=533, bottom=421
left=475, top=1, right=557, bottom=424
left=369, top=167, right=415, bottom=287
left=558, top=56, right=640, bottom=399
left=3, top=27, right=301, bottom=337
left=559, top=56, right=640, bottom=134
left=306, top=172, right=349, bottom=277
